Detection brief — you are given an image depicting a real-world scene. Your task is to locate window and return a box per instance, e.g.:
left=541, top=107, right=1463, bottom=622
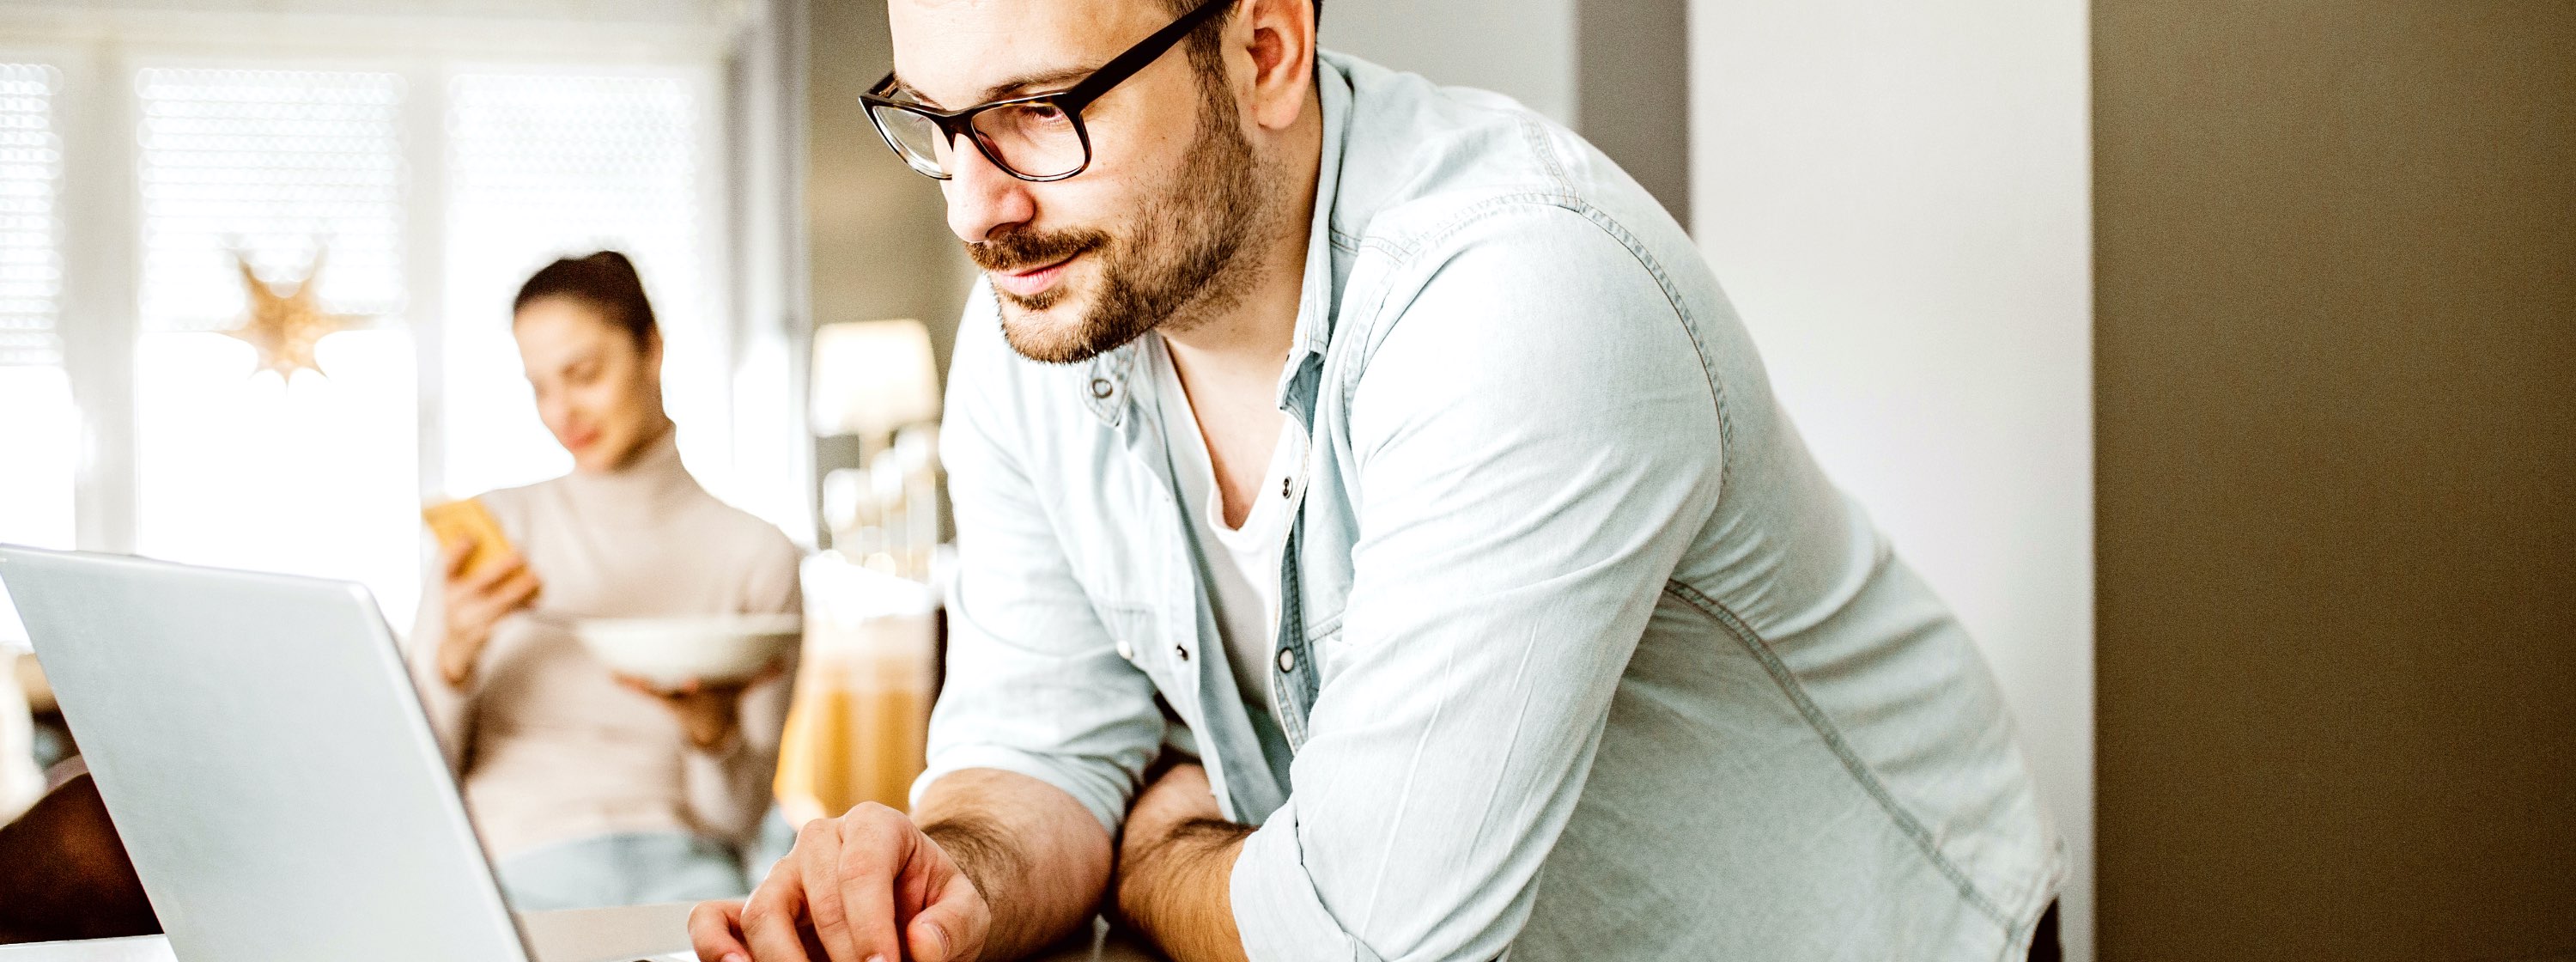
left=131, top=68, right=423, bottom=628
left=441, top=70, right=730, bottom=502
left=0, top=64, right=61, bottom=369
left=0, top=63, right=66, bottom=646
left=0, top=22, right=766, bottom=640
left=132, top=69, right=407, bottom=332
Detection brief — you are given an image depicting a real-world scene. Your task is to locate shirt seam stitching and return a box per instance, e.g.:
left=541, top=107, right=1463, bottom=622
left=1330, top=193, right=1735, bottom=498
left=1337, top=192, right=1578, bottom=418
left=1515, top=113, right=1574, bottom=191
left=1661, top=578, right=2016, bottom=929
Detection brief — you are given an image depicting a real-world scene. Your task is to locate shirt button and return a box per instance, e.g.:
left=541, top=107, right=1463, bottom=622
left=1281, top=478, right=1292, bottom=498
left=1277, top=648, right=1297, bottom=673
left=1089, top=377, right=1114, bottom=399
left=1175, top=645, right=1190, bottom=661
left=1115, top=640, right=1133, bottom=661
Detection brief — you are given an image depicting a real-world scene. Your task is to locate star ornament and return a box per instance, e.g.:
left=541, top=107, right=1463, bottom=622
left=224, top=250, right=368, bottom=379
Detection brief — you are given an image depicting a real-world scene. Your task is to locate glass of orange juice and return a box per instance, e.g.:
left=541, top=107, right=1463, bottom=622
left=775, top=555, right=939, bottom=825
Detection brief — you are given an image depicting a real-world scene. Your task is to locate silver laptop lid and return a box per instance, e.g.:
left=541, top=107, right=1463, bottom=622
left=0, top=546, right=532, bottom=962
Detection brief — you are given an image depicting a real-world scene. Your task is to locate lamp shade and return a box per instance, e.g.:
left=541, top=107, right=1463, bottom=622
left=811, top=320, right=941, bottom=438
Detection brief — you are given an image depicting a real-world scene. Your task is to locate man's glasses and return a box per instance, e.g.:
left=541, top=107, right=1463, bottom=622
left=862, top=0, right=1236, bottom=183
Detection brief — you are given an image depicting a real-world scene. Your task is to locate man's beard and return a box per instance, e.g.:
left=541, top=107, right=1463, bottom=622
left=969, top=86, right=1268, bottom=366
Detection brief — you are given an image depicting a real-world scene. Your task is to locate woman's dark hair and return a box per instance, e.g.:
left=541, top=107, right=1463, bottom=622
left=513, top=251, right=659, bottom=349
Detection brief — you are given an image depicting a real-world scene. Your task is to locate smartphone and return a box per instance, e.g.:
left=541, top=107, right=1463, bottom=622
left=422, top=498, right=514, bottom=581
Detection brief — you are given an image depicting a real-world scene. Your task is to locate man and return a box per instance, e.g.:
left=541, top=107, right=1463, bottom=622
left=693, top=0, right=2063, bottom=959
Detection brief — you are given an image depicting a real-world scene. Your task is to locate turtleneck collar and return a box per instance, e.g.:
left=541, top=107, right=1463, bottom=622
left=556, top=422, right=703, bottom=523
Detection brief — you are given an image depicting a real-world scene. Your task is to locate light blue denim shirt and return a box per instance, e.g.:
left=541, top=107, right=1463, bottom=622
left=921, top=51, right=2063, bottom=962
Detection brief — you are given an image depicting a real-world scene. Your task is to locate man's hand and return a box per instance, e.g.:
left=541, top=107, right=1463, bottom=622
left=688, top=770, right=1110, bottom=962
left=436, top=539, right=540, bottom=688
left=1114, top=763, right=1253, bottom=962
left=689, top=802, right=990, bottom=962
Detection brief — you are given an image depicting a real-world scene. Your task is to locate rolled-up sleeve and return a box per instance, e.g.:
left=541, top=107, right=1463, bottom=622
left=1231, top=207, right=1726, bottom=962
left=910, top=294, right=1166, bottom=834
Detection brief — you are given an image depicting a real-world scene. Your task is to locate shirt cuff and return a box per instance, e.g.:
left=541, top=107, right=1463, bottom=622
left=1230, top=799, right=1385, bottom=962
left=910, top=745, right=1136, bottom=837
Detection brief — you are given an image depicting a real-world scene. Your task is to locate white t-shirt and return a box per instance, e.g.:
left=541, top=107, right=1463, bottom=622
left=1150, top=337, right=1303, bottom=720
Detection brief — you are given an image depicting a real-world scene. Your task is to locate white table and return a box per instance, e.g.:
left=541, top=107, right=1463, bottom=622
left=0, top=903, right=1161, bottom=962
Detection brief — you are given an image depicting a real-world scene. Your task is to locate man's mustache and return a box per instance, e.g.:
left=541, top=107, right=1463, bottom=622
left=968, top=227, right=1109, bottom=272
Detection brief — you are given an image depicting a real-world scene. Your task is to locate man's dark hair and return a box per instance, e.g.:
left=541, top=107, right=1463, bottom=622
left=513, top=251, right=659, bottom=349
left=1161, top=0, right=1320, bottom=23
left=1163, top=0, right=1319, bottom=79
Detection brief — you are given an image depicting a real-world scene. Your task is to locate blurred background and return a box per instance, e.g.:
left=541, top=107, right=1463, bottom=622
left=0, top=0, right=2568, bottom=959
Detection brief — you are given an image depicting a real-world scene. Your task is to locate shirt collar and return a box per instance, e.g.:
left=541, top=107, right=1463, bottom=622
left=1081, top=54, right=1354, bottom=426
left=1283, top=53, right=1352, bottom=391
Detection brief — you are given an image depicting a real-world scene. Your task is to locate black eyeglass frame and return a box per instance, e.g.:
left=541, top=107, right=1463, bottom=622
left=861, top=0, right=1238, bottom=183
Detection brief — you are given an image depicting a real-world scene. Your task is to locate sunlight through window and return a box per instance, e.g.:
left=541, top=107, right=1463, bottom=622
left=131, top=69, right=422, bottom=628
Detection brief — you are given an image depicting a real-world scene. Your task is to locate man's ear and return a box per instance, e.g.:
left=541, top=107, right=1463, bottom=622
left=1232, top=0, right=1315, bottom=131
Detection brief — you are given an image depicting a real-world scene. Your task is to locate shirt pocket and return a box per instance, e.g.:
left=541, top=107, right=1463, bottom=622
left=1095, top=602, right=1182, bottom=695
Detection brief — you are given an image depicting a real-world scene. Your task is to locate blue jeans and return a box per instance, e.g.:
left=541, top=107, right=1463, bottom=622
left=495, top=831, right=749, bottom=912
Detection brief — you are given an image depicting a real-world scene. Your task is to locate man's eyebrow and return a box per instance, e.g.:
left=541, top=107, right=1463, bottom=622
left=888, top=65, right=1098, bottom=110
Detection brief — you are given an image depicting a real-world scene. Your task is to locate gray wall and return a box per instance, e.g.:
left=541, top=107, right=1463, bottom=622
left=1326, top=0, right=1689, bottom=223
left=805, top=0, right=975, bottom=374
left=1321, top=0, right=1577, bottom=123
left=1573, top=0, right=1686, bottom=225
left=2093, top=1, right=2576, bottom=959
left=801, top=0, right=978, bottom=517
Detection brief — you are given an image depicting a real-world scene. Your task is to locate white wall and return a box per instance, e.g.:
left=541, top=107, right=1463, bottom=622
left=1690, top=2, right=2095, bottom=958
left=1318, top=0, right=1576, bottom=124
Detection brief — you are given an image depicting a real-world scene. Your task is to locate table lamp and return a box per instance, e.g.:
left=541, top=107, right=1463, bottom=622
left=787, top=322, right=947, bottom=819
left=810, top=320, right=941, bottom=446
left=809, top=320, right=945, bottom=577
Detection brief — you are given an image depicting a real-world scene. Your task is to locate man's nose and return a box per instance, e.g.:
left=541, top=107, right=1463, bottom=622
left=944, top=140, right=1036, bottom=244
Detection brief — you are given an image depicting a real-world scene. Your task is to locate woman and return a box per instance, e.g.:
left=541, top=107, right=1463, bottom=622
left=407, top=252, right=800, bottom=911
left=1, top=663, right=36, bottom=823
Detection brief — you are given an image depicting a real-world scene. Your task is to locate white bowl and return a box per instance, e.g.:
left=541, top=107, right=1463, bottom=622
left=572, top=613, right=802, bottom=689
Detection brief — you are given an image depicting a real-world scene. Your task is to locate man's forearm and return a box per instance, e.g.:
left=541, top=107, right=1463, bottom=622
left=1115, top=817, right=1254, bottom=962
left=914, top=768, right=1115, bottom=960
left=1114, top=762, right=1255, bottom=962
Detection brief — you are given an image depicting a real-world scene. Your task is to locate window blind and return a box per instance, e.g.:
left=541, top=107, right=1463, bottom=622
left=440, top=70, right=720, bottom=497
left=0, top=64, right=60, bottom=367
left=135, top=68, right=405, bottom=332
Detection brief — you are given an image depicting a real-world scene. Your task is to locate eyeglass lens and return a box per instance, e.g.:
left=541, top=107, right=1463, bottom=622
left=870, top=100, right=1088, bottom=180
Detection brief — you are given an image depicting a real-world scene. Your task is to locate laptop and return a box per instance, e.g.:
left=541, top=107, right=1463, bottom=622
left=0, top=545, right=697, bottom=962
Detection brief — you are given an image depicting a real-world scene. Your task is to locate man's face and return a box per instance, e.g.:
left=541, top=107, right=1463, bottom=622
left=889, top=0, right=1270, bottom=364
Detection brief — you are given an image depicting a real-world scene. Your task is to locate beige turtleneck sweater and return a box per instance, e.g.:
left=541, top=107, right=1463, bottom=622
left=405, top=430, right=801, bottom=859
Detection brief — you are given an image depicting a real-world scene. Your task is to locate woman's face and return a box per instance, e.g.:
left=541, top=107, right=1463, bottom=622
left=513, top=295, right=666, bottom=472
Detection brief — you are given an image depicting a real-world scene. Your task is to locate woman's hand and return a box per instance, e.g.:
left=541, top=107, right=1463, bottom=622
left=436, top=539, right=541, bottom=688
left=616, top=661, right=785, bottom=750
